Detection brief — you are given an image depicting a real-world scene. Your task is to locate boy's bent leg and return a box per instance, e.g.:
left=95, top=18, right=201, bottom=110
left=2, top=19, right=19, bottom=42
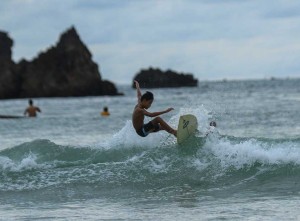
left=151, top=117, right=177, bottom=137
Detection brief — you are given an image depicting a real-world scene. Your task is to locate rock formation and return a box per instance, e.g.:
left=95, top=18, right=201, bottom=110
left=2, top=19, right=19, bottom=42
left=0, top=32, right=19, bottom=99
left=0, top=27, right=121, bottom=99
left=132, top=67, right=198, bottom=88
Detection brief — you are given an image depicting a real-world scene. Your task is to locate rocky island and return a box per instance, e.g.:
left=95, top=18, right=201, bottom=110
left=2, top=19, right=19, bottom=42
left=132, top=67, right=198, bottom=88
left=0, top=26, right=121, bottom=99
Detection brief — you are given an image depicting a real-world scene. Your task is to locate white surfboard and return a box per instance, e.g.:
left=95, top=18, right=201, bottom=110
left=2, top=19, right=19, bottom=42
left=177, top=114, right=198, bottom=144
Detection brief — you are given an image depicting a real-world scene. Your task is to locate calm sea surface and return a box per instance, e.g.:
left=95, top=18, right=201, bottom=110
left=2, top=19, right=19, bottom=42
left=0, top=79, right=300, bottom=220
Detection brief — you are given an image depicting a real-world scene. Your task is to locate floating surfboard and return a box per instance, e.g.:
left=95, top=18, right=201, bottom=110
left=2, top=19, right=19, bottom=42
left=177, top=114, right=198, bottom=144
left=0, top=115, right=25, bottom=119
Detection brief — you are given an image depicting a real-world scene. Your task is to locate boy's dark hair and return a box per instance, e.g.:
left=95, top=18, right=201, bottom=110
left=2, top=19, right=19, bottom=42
left=29, top=99, right=33, bottom=105
left=141, top=91, right=154, bottom=101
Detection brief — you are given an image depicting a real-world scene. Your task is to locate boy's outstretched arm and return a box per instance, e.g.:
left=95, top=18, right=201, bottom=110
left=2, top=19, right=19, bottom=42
left=143, top=108, right=174, bottom=117
left=134, top=80, right=142, bottom=103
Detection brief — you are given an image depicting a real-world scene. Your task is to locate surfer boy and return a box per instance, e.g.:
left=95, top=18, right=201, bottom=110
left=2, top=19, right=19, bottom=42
left=132, top=80, right=177, bottom=137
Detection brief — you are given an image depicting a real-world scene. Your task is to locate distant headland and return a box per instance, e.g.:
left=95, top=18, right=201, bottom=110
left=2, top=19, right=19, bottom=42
left=0, top=26, right=200, bottom=99
left=132, top=67, right=198, bottom=88
left=0, top=26, right=122, bottom=99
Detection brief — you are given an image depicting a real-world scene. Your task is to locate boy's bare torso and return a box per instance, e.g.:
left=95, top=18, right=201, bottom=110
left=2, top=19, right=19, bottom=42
left=132, top=105, right=144, bottom=132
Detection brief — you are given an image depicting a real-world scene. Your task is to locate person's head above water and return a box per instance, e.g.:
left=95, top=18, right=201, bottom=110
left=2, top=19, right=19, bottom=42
left=210, top=121, right=217, bottom=127
left=29, top=99, right=33, bottom=105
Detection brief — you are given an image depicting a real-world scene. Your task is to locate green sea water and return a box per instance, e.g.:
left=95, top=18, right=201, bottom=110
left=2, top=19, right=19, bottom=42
left=0, top=79, right=300, bottom=220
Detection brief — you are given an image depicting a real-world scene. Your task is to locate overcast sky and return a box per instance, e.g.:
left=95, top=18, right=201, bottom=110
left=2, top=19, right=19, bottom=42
left=1, top=0, right=300, bottom=84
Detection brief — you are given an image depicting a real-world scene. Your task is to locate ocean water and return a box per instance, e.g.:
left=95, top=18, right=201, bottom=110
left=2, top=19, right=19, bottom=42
left=0, top=78, right=300, bottom=220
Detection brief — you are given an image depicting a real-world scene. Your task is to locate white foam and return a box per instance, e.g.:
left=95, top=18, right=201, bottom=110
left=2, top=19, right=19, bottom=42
left=97, top=120, right=173, bottom=149
left=0, top=156, right=15, bottom=171
left=190, top=157, right=210, bottom=171
left=0, top=153, right=47, bottom=172
left=147, top=156, right=170, bottom=174
left=204, top=136, right=300, bottom=170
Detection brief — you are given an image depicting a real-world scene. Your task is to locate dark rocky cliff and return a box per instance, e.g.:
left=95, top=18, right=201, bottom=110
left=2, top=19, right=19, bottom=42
left=132, top=67, right=198, bottom=88
left=0, top=32, right=20, bottom=99
left=0, top=27, right=121, bottom=99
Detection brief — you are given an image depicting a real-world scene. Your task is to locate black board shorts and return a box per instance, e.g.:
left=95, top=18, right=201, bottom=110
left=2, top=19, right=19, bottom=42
left=137, top=121, right=160, bottom=137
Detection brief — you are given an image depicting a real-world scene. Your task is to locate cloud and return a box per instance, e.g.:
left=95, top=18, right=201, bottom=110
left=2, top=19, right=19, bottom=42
left=263, top=0, right=300, bottom=19
left=90, top=35, right=300, bottom=83
left=1, top=0, right=300, bottom=84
